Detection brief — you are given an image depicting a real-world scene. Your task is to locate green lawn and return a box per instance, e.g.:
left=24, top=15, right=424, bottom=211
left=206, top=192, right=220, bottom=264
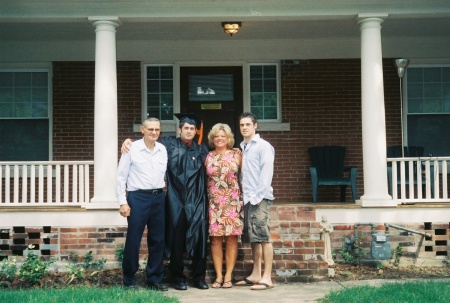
left=0, top=287, right=179, bottom=303
left=319, top=280, right=450, bottom=303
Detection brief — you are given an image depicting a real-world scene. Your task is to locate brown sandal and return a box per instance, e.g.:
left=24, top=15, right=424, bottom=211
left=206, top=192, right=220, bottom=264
left=222, top=281, right=232, bottom=288
left=235, top=278, right=256, bottom=286
left=212, top=280, right=222, bottom=288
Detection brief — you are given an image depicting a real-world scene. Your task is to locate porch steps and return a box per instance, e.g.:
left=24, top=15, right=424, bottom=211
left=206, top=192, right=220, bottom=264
left=179, top=205, right=330, bottom=283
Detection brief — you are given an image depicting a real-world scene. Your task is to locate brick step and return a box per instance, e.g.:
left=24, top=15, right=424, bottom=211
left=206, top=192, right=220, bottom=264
left=163, top=259, right=329, bottom=284
left=166, top=237, right=329, bottom=284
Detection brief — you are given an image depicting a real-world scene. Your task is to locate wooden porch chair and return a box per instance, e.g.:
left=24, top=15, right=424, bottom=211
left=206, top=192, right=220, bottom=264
left=308, top=146, right=358, bottom=203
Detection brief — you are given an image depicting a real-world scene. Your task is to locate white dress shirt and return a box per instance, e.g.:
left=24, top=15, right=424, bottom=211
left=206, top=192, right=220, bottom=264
left=240, top=134, right=275, bottom=205
left=116, top=139, right=168, bottom=205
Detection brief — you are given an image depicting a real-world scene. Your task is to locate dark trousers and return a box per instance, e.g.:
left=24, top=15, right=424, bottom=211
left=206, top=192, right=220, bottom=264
left=169, top=211, right=206, bottom=283
left=123, top=190, right=165, bottom=285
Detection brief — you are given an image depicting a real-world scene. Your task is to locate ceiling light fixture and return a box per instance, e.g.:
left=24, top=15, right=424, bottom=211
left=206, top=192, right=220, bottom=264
left=222, top=22, right=241, bottom=36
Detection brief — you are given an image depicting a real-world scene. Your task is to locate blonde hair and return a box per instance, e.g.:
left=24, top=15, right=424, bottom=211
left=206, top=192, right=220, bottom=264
left=207, top=123, right=235, bottom=149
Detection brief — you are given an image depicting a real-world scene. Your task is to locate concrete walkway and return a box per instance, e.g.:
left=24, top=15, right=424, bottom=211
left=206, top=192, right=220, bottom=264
left=163, top=279, right=402, bottom=303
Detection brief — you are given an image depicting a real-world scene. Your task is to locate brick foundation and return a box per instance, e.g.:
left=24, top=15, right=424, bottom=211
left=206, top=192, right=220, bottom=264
left=1, top=205, right=448, bottom=283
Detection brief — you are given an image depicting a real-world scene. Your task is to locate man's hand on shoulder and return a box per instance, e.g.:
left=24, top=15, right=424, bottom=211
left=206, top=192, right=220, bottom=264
left=121, top=139, right=132, bottom=154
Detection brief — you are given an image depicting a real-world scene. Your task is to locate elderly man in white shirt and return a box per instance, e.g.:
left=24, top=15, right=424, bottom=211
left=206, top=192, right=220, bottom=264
left=236, top=112, right=275, bottom=291
left=116, top=117, right=168, bottom=291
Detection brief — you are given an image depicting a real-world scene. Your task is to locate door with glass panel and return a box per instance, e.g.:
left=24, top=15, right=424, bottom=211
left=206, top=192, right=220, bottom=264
left=180, top=66, right=243, bottom=147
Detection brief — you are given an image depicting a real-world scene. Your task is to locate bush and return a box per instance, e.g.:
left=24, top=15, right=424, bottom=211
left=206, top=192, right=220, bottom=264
left=0, top=257, right=18, bottom=281
left=18, top=245, right=55, bottom=285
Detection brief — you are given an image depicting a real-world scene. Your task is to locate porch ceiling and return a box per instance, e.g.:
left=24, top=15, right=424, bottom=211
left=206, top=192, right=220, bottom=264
left=0, top=17, right=449, bottom=42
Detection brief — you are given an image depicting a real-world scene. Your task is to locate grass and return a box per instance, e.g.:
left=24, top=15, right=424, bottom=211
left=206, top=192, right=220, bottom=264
left=319, top=280, right=450, bottom=303
left=0, top=286, right=179, bottom=303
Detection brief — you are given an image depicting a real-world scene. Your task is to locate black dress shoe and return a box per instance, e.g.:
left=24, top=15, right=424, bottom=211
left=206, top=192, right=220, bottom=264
left=194, top=280, right=209, bottom=289
left=147, top=282, right=168, bottom=291
left=173, top=281, right=187, bottom=290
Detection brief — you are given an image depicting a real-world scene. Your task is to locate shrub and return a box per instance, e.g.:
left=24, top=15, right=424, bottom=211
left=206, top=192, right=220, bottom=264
left=0, top=257, right=18, bottom=281
left=64, top=251, right=106, bottom=284
left=115, top=245, right=124, bottom=266
left=18, top=245, right=55, bottom=285
left=81, top=251, right=106, bottom=270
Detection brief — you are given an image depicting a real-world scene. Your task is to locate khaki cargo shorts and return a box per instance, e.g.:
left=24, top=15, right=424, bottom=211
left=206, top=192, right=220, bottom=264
left=242, top=199, right=273, bottom=243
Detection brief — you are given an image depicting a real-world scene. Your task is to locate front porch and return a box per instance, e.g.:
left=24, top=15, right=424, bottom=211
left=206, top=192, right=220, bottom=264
left=1, top=159, right=449, bottom=282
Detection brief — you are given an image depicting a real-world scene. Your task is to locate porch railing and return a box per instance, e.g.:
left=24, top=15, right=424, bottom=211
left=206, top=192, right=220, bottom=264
left=387, top=156, right=450, bottom=203
left=2, top=159, right=449, bottom=207
left=0, top=161, right=94, bottom=206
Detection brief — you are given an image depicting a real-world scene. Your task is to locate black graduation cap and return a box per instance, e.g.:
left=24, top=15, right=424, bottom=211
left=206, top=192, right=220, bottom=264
left=174, top=113, right=201, bottom=127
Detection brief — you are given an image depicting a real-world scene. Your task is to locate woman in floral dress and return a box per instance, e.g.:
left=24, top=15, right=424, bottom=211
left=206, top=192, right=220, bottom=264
left=205, top=123, right=243, bottom=289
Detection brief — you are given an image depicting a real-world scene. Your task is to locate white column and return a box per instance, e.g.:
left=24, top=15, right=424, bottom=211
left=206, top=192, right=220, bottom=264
left=88, top=17, right=121, bottom=208
left=357, top=14, right=396, bottom=207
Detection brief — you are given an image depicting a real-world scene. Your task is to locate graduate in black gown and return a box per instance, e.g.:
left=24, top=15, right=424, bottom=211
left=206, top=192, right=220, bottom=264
left=121, top=113, right=209, bottom=291
left=161, top=113, right=209, bottom=290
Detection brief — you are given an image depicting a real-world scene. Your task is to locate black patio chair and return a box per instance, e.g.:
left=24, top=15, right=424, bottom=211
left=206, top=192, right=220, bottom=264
left=308, top=145, right=358, bottom=203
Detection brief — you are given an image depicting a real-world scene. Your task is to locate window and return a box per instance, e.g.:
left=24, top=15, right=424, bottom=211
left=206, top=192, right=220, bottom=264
left=188, top=74, right=234, bottom=102
left=406, top=66, right=450, bottom=156
left=249, top=64, right=279, bottom=120
left=0, top=69, right=50, bottom=161
left=145, top=65, right=174, bottom=120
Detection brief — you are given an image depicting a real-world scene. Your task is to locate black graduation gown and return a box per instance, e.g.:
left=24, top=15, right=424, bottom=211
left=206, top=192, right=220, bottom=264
left=160, top=137, right=209, bottom=259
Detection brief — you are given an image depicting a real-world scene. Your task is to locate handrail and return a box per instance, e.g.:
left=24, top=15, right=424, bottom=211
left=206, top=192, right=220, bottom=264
left=387, top=156, right=450, bottom=203
left=0, top=161, right=94, bottom=206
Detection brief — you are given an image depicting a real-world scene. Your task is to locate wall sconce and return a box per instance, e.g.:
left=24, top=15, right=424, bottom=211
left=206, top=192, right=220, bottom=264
left=222, top=22, right=241, bottom=36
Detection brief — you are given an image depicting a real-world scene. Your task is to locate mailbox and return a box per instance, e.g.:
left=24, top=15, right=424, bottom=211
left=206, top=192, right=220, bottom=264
left=371, top=233, right=391, bottom=260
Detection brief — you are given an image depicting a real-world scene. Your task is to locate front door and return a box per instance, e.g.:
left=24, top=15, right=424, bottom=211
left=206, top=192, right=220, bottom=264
left=180, top=66, right=243, bottom=147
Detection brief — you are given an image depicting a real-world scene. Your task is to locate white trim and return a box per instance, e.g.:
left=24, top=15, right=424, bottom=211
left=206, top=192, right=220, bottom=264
left=408, top=59, right=450, bottom=65
left=2, top=207, right=448, bottom=227
left=142, top=63, right=176, bottom=122
left=404, top=65, right=450, bottom=153
left=133, top=121, right=177, bottom=133
left=136, top=121, right=292, bottom=133
left=0, top=67, right=52, bottom=160
left=0, top=63, right=52, bottom=69
left=247, top=62, right=282, bottom=122
left=0, top=210, right=126, bottom=227
left=257, top=122, right=290, bottom=131
left=316, top=207, right=450, bottom=224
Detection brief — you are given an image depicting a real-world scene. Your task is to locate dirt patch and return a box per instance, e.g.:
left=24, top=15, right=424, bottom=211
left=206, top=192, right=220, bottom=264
left=1, top=263, right=450, bottom=289
left=330, top=263, right=450, bottom=282
left=0, top=268, right=124, bottom=289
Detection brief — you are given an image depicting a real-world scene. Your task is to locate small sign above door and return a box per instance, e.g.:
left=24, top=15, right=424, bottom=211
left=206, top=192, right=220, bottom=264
left=201, top=103, right=222, bottom=110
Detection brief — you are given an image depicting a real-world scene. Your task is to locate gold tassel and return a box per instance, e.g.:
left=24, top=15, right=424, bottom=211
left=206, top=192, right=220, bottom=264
left=196, top=120, right=204, bottom=145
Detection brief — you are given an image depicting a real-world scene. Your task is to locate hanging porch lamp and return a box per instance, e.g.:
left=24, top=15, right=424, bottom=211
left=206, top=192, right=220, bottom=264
left=394, top=58, right=409, bottom=157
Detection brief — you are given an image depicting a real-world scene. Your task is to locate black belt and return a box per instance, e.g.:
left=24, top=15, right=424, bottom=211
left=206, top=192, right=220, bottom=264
left=138, top=188, right=163, bottom=195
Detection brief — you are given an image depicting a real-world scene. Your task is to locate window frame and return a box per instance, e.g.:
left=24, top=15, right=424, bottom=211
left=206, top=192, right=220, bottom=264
left=247, top=63, right=281, bottom=122
left=404, top=64, right=450, bottom=156
left=0, top=67, right=52, bottom=160
left=143, top=64, right=175, bottom=122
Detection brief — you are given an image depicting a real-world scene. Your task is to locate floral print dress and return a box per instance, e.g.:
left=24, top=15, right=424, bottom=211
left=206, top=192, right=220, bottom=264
left=205, top=150, right=244, bottom=236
